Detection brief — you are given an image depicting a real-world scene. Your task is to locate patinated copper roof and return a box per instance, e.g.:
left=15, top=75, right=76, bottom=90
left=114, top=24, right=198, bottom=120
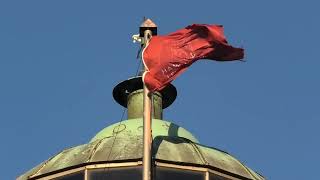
left=18, top=119, right=264, bottom=180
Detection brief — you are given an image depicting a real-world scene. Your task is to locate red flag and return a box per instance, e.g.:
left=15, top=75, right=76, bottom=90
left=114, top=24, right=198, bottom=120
left=142, top=24, right=244, bottom=92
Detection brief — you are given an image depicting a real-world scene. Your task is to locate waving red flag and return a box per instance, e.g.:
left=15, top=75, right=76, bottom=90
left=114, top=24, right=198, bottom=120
left=142, top=24, right=244, bottom=92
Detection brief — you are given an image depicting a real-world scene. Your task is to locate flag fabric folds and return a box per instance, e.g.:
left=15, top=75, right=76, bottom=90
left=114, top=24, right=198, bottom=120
left=142, top=24, right=244, bottom=92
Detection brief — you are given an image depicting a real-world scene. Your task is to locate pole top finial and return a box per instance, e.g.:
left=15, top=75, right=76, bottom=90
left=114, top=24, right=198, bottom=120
left=140, top=18, right=157, bottom=28
left=140, top=18, right=157, bottom=37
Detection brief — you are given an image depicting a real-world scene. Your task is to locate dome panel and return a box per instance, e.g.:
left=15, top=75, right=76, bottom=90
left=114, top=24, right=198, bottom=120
left=195, top=144, right=255, bottom=179
left=153, top=136, right=203, bottom=164
left=90, top=119, right=199, bottom=143
left=90, top=136, right=143, bottom=162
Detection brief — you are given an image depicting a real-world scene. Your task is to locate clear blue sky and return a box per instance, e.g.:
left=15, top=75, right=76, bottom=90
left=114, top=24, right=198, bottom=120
left=1, top=1, right=319, bottom=180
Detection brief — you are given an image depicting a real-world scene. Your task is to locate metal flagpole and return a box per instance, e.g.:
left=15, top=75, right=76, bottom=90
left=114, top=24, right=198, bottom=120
left=140, top=19, right=157, bottom=180
left=143, top=29, right=152, bottom=180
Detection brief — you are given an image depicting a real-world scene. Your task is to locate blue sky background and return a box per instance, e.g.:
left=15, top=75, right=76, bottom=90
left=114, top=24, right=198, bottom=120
left=1, top=1, right=319, bottom=179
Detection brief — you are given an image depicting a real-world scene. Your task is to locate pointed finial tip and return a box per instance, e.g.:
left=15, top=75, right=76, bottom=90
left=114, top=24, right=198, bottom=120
left=140, top=18, right=157, bottom=28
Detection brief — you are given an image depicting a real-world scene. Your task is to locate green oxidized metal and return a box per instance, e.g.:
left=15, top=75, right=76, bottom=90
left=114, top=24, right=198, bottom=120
left=127, top=90, right=163, bottom=119
left=18, top=77, right=264, bottom=180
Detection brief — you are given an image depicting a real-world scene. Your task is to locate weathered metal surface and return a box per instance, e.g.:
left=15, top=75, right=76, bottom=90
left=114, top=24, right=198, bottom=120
left=90, top=119, right=199, bottom=143
left=18, top=162, right=45, bottom=180
left=18, top=119, right=264, bottom=180
left=195, top=144, right=256, bottom=179
left=128, top=89, right=162, bottom=119
left=34, top=143, right=97, bottom=175
left=151, top=91, right=163, bottom=119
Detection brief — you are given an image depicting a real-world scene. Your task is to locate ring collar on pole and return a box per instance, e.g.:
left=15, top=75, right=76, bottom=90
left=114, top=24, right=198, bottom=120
left=113, top=76, right=177, bottom=109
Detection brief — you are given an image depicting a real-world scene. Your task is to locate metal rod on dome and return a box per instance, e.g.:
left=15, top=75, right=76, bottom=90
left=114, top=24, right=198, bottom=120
left=140, top=19, right=157, bottom=180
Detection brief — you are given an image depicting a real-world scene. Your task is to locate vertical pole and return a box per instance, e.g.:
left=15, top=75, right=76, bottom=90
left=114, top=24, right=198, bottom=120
left=143, top=29, right=153, bottom=180
left=84, top=168, right=88, bottom=180
left=205, top=171, right=209, bottom=180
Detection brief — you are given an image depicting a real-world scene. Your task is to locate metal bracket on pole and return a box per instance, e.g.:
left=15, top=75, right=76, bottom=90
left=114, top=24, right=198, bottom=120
left=132, top=34, right=143, bottom=44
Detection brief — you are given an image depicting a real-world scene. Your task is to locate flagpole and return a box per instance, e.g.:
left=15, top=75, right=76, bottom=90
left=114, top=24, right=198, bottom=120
left=143, top=29, right=152, bottom=180
left=140, top=19, right=157, bottom=180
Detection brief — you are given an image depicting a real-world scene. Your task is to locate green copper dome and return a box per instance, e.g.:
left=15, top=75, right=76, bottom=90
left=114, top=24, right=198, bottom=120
left=90, top=118, right=199, bottom=143
left=18, top=77, right=264, bottom=180
left=18, top=118, right=264, bottom=180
